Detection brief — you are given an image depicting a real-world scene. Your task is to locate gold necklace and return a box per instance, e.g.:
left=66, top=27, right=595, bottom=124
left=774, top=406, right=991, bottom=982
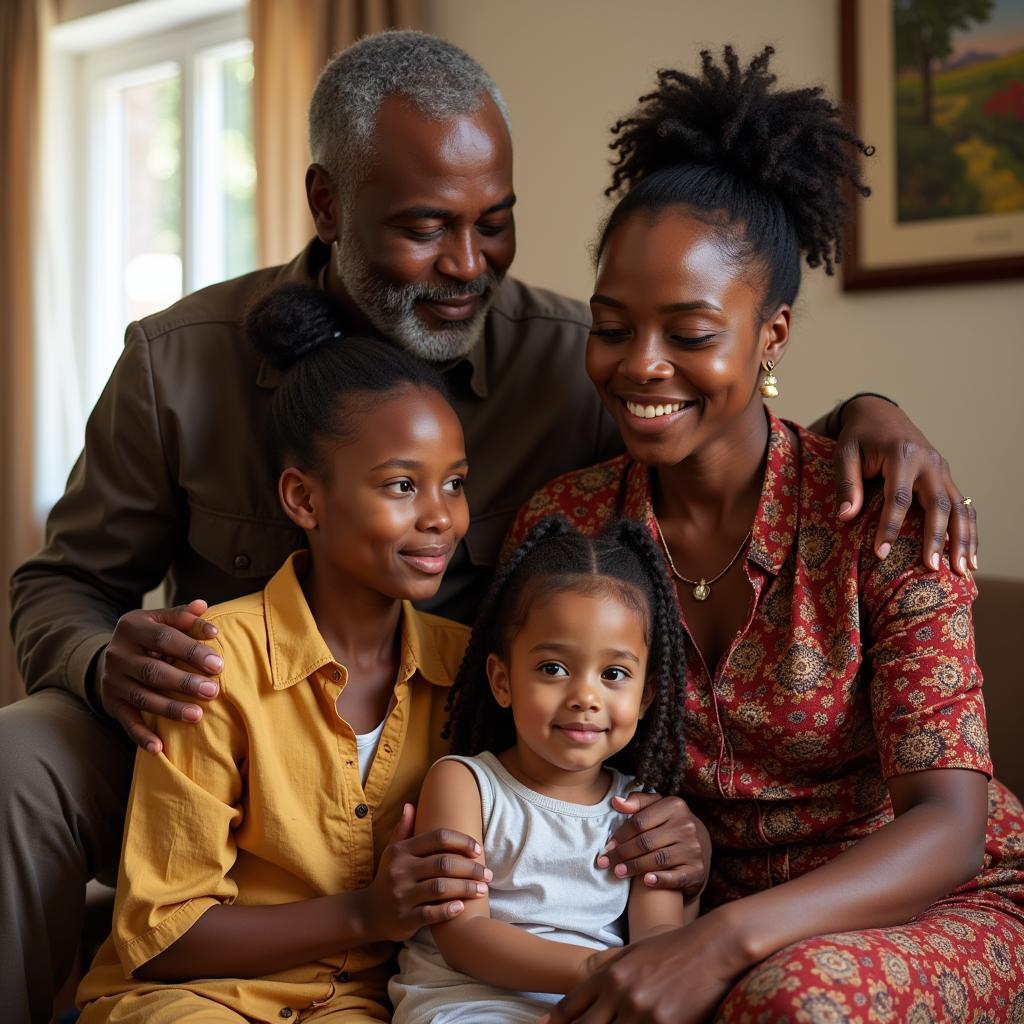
left=651, top=513, right=752, bottom=602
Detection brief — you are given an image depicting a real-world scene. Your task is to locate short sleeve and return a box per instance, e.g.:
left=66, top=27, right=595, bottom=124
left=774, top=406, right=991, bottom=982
left=112, top=637, right=247, bottom=974
left=859, top=504, right=990, bottom=782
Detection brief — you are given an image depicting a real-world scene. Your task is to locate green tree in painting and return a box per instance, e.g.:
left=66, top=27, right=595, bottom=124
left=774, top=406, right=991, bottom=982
left=894, top=0, right=993, bottom=124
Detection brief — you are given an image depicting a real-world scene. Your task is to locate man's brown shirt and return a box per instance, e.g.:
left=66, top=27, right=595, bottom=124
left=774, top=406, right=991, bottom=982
left=10, top=240, right=621, bottom=704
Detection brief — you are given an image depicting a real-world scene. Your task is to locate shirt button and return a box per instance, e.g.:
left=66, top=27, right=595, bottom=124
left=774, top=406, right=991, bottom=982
left=355, top=803, right=369, bottom=818
left=279, top=1010, right=294, bottom=1020
left=233, top=553, right=251, bottom=571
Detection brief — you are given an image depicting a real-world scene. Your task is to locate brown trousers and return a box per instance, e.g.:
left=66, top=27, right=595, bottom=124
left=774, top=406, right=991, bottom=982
left=0, top=690, right=134, bottom=1024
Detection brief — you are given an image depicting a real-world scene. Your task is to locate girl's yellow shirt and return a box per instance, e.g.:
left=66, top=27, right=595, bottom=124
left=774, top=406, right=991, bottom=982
left=77, top=551, right=469, bottom=1023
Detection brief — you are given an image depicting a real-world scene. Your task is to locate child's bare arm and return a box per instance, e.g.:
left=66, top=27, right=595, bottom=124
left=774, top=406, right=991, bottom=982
left=422, top=759, right=597, bottom=994
left=627, top=874, right=692, bottom=942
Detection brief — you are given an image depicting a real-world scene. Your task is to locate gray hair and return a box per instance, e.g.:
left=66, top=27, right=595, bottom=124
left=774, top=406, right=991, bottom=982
left=308, top=30, right=511, bottom=198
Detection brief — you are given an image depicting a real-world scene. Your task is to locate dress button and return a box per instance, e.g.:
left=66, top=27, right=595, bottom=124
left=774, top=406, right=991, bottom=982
left=279, top=1010, right=293, bottom=1020
left=233, top=553, right=251, bottom=571
left=355, top=803, right=369, bottom=818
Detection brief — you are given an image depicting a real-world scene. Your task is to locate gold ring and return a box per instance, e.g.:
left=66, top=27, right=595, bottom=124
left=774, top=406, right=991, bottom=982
left=962, top=497, right=973, bottom=506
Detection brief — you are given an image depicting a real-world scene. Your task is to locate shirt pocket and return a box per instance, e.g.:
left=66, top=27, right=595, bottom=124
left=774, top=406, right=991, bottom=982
left=188, top=503, right=302, bottom=579
left=463, top=506, right=519, bottom=569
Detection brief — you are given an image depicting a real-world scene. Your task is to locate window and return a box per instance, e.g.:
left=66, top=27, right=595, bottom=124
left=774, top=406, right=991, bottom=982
left=41, top=2, right=256, bottom=512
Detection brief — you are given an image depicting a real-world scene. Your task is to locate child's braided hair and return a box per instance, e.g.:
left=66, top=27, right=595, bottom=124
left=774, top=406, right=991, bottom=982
left=444, top=516, right=687, bottom=795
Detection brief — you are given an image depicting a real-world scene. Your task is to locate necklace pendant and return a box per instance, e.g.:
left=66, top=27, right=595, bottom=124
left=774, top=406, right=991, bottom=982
left=693, top=579, right=711, bottom=601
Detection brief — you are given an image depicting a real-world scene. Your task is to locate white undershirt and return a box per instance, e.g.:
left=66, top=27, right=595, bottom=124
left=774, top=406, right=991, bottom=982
left=354, top=718, right=388, bottom=786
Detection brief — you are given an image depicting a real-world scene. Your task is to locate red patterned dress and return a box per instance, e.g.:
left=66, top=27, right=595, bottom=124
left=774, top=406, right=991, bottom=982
left=507, top=411, right=1024, bottom=1023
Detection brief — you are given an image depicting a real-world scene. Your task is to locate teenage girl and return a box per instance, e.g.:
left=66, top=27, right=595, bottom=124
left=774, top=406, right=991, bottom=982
left=388, top=515, right=697, bottom=1024
left=76, top=283, right=488, bottom=1023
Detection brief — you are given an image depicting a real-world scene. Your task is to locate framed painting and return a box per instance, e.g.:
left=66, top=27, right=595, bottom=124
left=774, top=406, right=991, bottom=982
left=840, top=0, right=1024, bottom=289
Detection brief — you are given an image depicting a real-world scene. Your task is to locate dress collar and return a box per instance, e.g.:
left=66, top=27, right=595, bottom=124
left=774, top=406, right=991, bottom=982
left=620, top=408, right=800, bottom=576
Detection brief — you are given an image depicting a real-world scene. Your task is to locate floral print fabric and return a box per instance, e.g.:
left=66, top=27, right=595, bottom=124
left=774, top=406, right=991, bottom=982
left=508, top=411, right=1024, bottom=1019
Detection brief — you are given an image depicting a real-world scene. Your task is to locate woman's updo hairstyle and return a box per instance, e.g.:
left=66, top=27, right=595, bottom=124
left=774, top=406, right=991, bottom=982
left=599, top=46, right=873, bottom=316
left=246, top=282, right=451, bottom=472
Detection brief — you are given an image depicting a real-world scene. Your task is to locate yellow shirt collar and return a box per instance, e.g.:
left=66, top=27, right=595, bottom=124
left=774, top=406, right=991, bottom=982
left=264, top=551, right=455, bottom=691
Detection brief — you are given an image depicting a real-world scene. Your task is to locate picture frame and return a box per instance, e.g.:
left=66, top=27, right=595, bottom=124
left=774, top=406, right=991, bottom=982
left=840, top=0, right=1024, bottom=290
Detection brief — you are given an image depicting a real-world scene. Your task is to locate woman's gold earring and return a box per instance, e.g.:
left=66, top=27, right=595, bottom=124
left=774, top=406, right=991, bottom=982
left=759, top=360, right=780, bottom=398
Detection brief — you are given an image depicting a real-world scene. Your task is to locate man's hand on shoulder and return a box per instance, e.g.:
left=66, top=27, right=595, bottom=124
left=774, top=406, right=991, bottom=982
left=96, top=599, right=224, bottom=752
left=830, top=395, right=977, bottom=576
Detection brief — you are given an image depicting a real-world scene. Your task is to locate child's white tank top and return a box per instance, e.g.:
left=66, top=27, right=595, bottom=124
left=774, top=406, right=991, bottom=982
left=390, top=750, right=637, bottom=1023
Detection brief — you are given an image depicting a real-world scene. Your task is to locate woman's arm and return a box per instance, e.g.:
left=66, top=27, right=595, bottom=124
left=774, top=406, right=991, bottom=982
left=541, top=518, right=991, bottom=1023
left=542, top=766, right=988, bottom=1024
left=716, top=765, right=987, bottom=963
left=422, top=759, right=600, bottom=994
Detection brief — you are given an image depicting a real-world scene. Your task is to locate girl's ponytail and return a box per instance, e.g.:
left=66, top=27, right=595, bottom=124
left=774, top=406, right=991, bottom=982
left=243, top=283, right=451, bottom=473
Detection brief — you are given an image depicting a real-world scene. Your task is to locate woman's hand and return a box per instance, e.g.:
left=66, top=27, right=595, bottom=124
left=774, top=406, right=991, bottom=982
left=575, top=945, right=622, bottom=987
left=599, top=793, right=710, bottom=897
left=540, top=911, right=748, bottom=1024
left=831, top=395, right=977, bottom=575
left=354, top=803, right=491, bottom=943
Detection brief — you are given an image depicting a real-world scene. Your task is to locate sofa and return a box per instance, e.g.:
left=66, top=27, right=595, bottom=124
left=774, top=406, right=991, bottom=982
left=973, top=575, right=1024, bottom=798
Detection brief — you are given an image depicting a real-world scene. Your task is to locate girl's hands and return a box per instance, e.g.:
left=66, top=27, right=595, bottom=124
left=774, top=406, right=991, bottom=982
left=354, top=803, right=492, bottom=943
left=539, top=911, right=748, bottom=1024
left=599, top=793, right=710, bottom=897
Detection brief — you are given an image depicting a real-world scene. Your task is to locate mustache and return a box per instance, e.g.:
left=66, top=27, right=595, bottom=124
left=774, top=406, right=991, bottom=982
left=403, top=274, right=501, bottom=304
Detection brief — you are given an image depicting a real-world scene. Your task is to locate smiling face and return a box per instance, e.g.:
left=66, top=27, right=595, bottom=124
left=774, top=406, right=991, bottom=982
left=587, top=208, right=790, bottom=468
left=280, top=384, right=470, bottom=605
left=310, top=93, right=516, bottom=362
left=486, top=586, right=652, bottom=791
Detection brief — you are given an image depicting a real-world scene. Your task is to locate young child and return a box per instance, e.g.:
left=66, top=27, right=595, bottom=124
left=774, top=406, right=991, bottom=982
left=76, top=284, right=489, bottom=1023
left=389, top=516, right=698, bottom=1024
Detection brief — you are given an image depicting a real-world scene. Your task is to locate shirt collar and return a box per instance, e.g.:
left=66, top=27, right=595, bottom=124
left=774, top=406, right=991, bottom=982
left=460, top=332, right=489, bottom=398
left=622, top=408, right=799, bottom=577
left=747, top=410, right=799, bottom=575
left=264, top=552, right=455, bottom=690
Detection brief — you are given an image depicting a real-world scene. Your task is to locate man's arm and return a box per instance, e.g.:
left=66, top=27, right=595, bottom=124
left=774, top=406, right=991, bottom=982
left=812, top=393, right=977, bottom=575
left=10, top=327, right=220, bottom=741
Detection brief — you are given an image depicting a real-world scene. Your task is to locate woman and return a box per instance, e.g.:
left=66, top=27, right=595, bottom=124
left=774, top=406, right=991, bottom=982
left=509, top=47, right=1024, bottom=1022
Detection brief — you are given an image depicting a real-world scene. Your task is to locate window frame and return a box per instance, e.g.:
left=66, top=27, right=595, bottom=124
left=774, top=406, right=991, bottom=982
left=39, top=4, right=253, bottom=513
left=75, top=10, right=251, bottom=400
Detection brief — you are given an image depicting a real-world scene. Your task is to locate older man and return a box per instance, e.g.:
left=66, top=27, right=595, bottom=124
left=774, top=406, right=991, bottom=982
left=4, top=31, right=972, bottom=1022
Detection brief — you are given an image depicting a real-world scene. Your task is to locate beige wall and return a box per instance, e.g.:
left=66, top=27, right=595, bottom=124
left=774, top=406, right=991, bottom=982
left=424, top=0, right=1024, bottom=578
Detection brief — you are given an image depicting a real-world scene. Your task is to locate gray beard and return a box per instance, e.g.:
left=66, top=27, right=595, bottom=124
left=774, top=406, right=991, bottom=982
left=335, top=238, right=502, bottom=363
